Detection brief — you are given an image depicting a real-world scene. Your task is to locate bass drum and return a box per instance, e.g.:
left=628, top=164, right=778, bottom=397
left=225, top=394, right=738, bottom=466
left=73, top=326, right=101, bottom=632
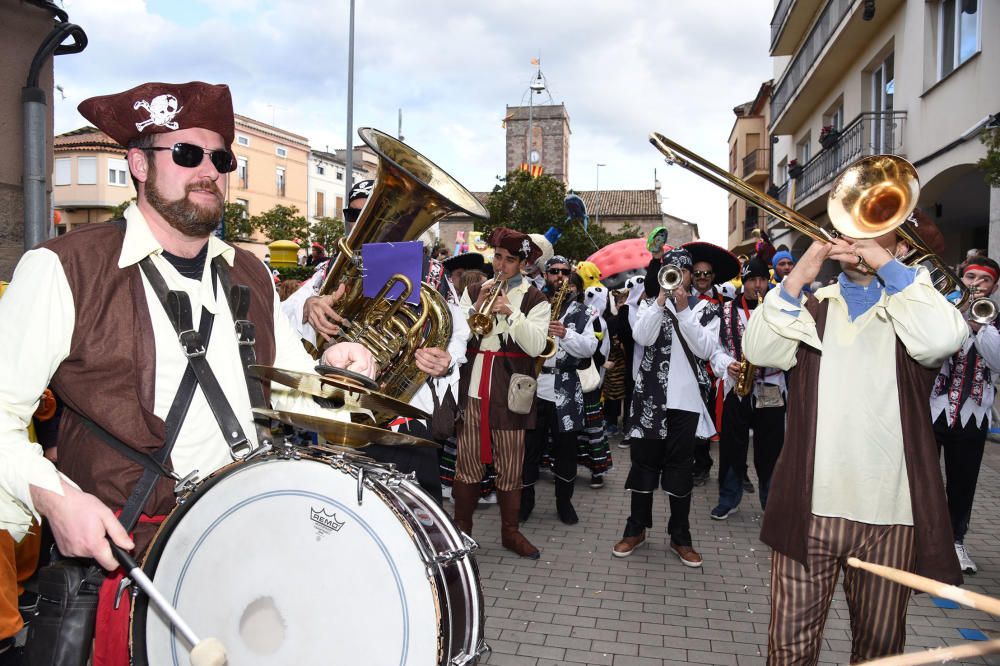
left=130, top=449, right=488, bottom=665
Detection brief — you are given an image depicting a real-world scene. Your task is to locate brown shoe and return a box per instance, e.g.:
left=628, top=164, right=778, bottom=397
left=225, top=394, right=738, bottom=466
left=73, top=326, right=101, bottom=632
left=670, top=542, right=703, bottom=568
left=612, top=531, right=647, bottom=558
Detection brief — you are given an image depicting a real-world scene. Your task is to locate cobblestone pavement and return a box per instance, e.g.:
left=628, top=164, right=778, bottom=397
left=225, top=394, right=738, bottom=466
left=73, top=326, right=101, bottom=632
left=460, top=436, right=1000, bottom=666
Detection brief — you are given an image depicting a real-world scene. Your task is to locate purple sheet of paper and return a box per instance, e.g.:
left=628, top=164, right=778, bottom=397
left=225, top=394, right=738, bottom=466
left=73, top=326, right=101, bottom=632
left=361, top=241, right=423, bottom=305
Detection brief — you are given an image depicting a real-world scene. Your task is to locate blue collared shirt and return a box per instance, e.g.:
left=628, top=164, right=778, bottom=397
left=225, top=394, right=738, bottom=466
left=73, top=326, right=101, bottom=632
left=779, top=259, right=916, bottom=321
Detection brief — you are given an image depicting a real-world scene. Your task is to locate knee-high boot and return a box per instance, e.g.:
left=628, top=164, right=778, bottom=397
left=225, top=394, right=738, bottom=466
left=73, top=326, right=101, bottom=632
left=452, top=482, right=479, bottom=535
left=496, top=490, right=540, bottom=559
left=554, top=478, right=579, bottom=525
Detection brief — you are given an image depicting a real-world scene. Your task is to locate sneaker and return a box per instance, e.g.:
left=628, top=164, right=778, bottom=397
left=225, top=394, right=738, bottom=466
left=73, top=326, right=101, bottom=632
left=692, top=470, right=709, bottom=487
left=955, top=542, right=978, bottom=574
left=612, top=531, right=647, bottom=558
left=617, top=439, right=632, bottom=449
left=670, top=542, right=704, bottom=568
left=590, top=475, right=605, bottom=489
left=606, top=424, right=619, bottom=435
left=710, top=505, right=739, bottom=520
left=742, top=477, right=756, bottom=494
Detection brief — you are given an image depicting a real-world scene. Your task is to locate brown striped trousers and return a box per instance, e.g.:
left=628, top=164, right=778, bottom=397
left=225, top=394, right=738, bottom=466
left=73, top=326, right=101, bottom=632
left=455, top=397, right=525, bottom=491
left=768, top=515, right=915, bottom=665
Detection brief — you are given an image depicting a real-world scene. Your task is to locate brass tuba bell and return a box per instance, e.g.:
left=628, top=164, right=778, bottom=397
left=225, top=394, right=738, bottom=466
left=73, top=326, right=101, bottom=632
left=317, top=128, right=488, bottom=402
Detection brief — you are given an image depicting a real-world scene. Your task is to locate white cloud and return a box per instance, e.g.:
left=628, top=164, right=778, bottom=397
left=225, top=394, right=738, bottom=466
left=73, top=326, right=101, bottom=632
left=53, top=0, right=774, bottom=245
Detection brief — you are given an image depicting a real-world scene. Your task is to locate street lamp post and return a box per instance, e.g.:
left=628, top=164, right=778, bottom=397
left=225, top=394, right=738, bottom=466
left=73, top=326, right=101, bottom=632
left=344, top=0, right=356, bottom=235
left=595, top=163, right=606, bottom=227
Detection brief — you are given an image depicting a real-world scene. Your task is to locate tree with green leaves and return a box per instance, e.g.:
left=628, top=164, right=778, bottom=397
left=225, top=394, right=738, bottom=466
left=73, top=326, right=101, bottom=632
left=250, top=204, right=310, bottom=246
left=978, top=126, right=1000, bottom=188
left=480, top=170, right=640, bottom=261
left=310, top=216, right=345, bottom=253
left=106, top=197, right=136, bottom=220
left=222, top=201, right=254, bottom=242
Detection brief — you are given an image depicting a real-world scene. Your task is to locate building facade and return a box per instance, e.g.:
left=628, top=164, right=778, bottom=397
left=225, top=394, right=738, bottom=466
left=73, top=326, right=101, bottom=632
left=504, top=104, right=571, bottom=184
left=52, top=127, right=135, bottom=232
left=764, top=0, right=999, bottom=265
left=726, top=82, right=775, bottom=252
left=229, top=114, right=310, bottom=254
left=308, top=149, right=372, bottom=225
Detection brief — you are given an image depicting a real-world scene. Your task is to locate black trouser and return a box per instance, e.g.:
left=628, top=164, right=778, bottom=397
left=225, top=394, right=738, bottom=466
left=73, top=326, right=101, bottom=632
left=604, top=398, right=622, bottom=426
left=716, top=391, right=785, bottom=510
left=933, top=412, right=988, bottom=543
left=362, top=419, right=443, bottom=504
left=524, top=399, right=580, bottom=488
left=622, top=409, right=698, bottom=546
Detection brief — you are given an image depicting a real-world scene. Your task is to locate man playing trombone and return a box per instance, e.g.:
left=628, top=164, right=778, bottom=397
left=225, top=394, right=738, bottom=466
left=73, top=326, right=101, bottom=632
left=744, top=224, right=967, bottom=664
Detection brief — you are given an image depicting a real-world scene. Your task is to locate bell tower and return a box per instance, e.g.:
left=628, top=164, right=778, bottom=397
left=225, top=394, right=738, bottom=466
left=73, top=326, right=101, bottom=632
left=504, top=64, right=571, bottom=184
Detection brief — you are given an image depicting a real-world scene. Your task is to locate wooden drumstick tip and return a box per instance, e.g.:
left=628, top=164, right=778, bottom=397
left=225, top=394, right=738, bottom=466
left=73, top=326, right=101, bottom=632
left=189, top=637, right=228, bottom=666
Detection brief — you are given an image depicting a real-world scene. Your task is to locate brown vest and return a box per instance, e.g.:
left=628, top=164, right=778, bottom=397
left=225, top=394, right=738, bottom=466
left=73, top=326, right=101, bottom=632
left=458, top=281, right=548, bottom=430
left=42, top=222, right=276, bottom=550
left=759, top=296, right=962, bottom=585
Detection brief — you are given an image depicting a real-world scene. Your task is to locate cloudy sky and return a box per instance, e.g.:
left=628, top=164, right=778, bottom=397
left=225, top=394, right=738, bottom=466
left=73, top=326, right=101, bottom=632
left=53, top=0, right=775, bottom=245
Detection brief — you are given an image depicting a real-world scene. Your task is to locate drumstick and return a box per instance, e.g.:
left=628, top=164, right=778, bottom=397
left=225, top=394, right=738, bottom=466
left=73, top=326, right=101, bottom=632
left=846, top=557, right=1000, bottom=615
left=858, top=639, right=1000, bottom=666
left=108, top=542, right=228, bottom=666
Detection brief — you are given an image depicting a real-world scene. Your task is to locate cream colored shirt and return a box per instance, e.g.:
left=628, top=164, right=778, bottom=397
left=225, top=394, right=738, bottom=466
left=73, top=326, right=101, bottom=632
left=744, top=269, right=967, bottom=526
left=0, top=204, right=345, bottom=540
left=461, top=278, right=550, bottom=398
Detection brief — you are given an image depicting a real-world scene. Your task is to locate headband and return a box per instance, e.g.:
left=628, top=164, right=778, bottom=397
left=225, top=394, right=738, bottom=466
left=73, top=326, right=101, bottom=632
left=964, top=263, right=999, bottom=281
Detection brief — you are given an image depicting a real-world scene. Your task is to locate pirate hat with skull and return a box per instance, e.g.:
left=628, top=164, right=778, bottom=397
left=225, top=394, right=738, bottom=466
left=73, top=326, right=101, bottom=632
left=78, top=81, right=235, bottom=150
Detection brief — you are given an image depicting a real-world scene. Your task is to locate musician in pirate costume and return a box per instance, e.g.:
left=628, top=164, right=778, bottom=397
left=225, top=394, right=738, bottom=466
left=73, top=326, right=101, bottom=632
left=0, top=82, right=377, bottom=663
left=930, top=257, right=1000, bottom=575
left=579, top=283, right=613, bottom=487
left=708, top=257, right=785, bottom=520
left=522, top=261, right=597, bottom=525
left=681, top=241, right=739, bottom=487
left=612, top=248, right=719, bottom=567
left=453, top=228, right=549, bottom=559
left=744, top=217, right=967, bottom=664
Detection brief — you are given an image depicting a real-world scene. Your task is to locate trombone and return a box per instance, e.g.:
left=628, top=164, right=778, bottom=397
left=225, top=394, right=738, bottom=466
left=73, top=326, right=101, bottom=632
left=649, top=133, right=969, bottom=307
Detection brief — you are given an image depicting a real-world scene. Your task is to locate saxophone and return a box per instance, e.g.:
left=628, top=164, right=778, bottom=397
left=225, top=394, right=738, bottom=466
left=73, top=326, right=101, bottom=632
left=734, top=287, right=761, bottom=398
left=535, top=277, right=571, bottom=373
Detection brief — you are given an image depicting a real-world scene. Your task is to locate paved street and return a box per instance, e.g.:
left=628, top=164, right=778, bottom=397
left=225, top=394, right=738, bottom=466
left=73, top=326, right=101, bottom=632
left=463, top=437, right=1000, bottom=666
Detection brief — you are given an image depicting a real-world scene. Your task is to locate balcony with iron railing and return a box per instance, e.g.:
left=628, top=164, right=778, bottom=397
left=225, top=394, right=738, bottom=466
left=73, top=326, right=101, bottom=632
left=742, top=149, right=769, bottom=182
left=794, top=110, right=906, bottom=202
left=770, top=0, right=854, bottom=126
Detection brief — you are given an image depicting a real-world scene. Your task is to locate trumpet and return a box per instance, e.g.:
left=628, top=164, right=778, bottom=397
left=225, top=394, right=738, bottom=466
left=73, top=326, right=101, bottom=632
left=658, top=265, right=683, bottom=292
left=967, top=286, right=998, bottom=325
left=468, top=278, right=507, bottom=336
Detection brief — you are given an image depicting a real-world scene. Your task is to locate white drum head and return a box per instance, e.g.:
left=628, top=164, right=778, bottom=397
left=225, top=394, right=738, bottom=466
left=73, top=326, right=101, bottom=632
left=136, top=457, right=440, bottom=665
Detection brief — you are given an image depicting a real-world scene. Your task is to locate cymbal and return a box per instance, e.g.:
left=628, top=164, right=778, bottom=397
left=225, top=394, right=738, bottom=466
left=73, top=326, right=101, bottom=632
left=248, top=366, right=430, bottom=422
left=254, top=408, right=439, bottom=449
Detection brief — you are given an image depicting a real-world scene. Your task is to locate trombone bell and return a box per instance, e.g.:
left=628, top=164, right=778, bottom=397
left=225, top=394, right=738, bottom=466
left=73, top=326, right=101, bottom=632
left=828, top=155, right=919, bottom=239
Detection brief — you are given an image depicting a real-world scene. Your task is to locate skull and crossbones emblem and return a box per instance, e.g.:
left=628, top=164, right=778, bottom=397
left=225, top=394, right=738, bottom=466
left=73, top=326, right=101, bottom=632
left=521, top=238, right=531, bottom=257
left=133, top=94, right=183, bottom=132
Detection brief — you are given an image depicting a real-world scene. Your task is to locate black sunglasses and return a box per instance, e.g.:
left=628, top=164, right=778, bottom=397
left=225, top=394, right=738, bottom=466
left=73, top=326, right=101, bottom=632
left=548, top=268, right=571, bottom=276
left=147, top=143, right=237, bottom=173
left=342, top=207, right=362, bottom=223
left=692, top=270, right=714, bottom=278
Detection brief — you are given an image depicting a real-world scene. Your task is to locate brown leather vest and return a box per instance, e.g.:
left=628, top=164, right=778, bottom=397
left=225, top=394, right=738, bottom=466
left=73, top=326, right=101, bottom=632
left=42, top=222, right=276, bottom=550
left=458, top=281, right=548, bottom=430
left=759, top=296, right=961, bottom=585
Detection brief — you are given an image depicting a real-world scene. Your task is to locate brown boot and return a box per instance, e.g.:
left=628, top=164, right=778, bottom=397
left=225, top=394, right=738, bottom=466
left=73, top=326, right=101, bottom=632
left=452, top=482, right=479, bottom=535
left=496, top=490, right=540, bottom=559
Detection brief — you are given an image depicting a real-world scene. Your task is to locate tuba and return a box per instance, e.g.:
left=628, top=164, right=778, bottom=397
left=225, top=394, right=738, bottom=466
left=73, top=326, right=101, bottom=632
left=649, top=133, right=968, bottom=306
left=317, top=128, right=488, bottom=402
